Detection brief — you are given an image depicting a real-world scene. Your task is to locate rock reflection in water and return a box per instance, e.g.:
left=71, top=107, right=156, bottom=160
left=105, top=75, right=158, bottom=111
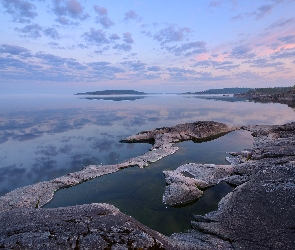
left=45, top=130, right=253, bottom=236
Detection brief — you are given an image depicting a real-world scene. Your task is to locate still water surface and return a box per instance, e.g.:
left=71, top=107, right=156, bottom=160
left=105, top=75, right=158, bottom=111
left=0, top=94, right=294, bottom=235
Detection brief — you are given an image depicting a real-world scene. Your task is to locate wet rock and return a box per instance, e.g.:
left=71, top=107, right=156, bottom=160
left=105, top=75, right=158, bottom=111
left=163, top=164, right=234, bottom=205
left=122, top=121, right=238, bottom=150
left=1, top=121, right=295, bottom=249
left=163, top=171, right=204, bottom=206
left=175, top=122, right=295, bottom=249
left=0, top=121, right=235, bottom=212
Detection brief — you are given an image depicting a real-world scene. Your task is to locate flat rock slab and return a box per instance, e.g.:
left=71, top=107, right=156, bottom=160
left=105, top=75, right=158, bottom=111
left=122, top=121, right=238, bottom=149
left=163, top=164, right=233, bottom=205
left=0, top=203, right=183, bottom=249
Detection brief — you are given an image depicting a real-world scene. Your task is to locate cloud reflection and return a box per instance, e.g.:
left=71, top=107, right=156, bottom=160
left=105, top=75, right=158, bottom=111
left=0, top=95, right=294, bottom=196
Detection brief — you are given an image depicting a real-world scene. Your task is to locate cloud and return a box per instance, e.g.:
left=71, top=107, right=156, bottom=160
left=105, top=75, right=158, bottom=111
left=248, top=4, right=274, bottom=20
left=94, top=46, right=110, bottom=54
left=34, top=52, right=86, bottom=70
left=83, top=28, right=109, bottom=45
left=165, top=66, right=228, bottom=82
left=123, top=32, right=134, bottom=44
left=93, top=5, right=107, bottom=16
left=93, top=5, right=114, bottom=29
left=211, top=60, right=240, bottom=70
left=257, top=4, right=273, bottom=18
left=109, top=33, right=120, bottom=40
left=0, top=44, right=31, bottom=56
left=234, top=71, right=261, bottom=80
left=112, top=43, right=132, bottom=52
left=278, top=35, right=295, bottom=44
left=154, top=26, right=190, bottom=45
left=87, top=61, right=125, bottom=80
left=231, top=14, right=243, bottom=21
left=97, top=16, right=114, bottom=29
left=141, top=30, right=152, bottom=38
left=0, top=57, right=31, bottom=70
left=208, top=0, right=222, bottom=8
left=147, top=66, right=161, bottom=72
left=165, top=41, right=207, bottom=56
left=121, top=60, right=146, bottom=71
left=64, top=59, right=87, bottom=70
left=55, top=16, right=78, bottom=25
left=15, top=23, right=43, bottom=38
left=230, top=45, right=256, bottom=59
left=124, top=10, right=140, bottom=21
left=43, top=27, right=60, bottom=39
left=192, top=59, right=239, bottom=70
left=53, top=0, right=89, bottom=24
left=192, top=60, right=212, bottom=68
left=270, top=48, right=295, bottom=59
left=35, top=52, right=69, bottom=67
left=246, top=58, right=285, bottom=68
left=267, top=18, right=295, bottom=29
left=1, top=0, right=38, bottom=23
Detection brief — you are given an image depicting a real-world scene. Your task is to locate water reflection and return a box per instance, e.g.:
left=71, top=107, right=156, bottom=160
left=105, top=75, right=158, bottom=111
left=0, top=94, right=294, bottom=196
left=45, top=130, right=254, bottom=236
left=82, top=96, right=146, bottom=101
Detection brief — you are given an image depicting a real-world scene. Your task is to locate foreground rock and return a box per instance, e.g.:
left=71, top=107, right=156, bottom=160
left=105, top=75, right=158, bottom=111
left=0, top=203, right=180, bottom=249
left=172, top=122, right=295, bottom=249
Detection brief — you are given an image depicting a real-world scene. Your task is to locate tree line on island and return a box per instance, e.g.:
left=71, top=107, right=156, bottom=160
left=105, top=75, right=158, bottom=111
left=75, top=86, right=295, bottom=97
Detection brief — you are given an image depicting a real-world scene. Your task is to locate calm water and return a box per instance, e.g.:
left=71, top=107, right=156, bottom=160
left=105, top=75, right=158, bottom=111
left=1, top=94, right=294, bottom=234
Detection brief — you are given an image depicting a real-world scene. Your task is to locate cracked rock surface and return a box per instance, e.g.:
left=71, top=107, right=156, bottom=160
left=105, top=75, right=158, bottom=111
left=173, top=122, right=295, bottom=249
left=0, top=203, right=179, bottom=249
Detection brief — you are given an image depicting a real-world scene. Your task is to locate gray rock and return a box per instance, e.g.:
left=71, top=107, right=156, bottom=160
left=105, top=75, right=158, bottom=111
left=175, top=122, right=295, bottom=249
left=163, top=164, right=233, bottom=205
left=1, top=121, right=295, bottom=249
left=0, top=121, right=235, bottom=213
left=0, top=203, right=179, bottom=249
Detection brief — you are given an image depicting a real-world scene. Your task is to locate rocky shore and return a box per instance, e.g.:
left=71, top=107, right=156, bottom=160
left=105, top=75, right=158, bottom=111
left=0, top=121, right=295, bottom=249
left=234, top=88, right=295, bottom=108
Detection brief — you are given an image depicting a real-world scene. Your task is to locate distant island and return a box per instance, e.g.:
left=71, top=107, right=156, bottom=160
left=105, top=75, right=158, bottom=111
left=181, top=87, right=253, bottom=95
left=75, top=90, right=146, bottom=95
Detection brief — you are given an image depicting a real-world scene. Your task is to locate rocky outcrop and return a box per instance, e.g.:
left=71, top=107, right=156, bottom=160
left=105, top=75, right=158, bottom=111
left=122, top=121, right=238, bottom=149
left=0, top=203, right=182, bottom=249
left=163, top=164, right=234, bottom=205
left=173, top=122, right=295, bottom=249
left=0, top=121, right=236, bottom=213
left=234, top=88, right=295, bottom=108
left=1, top=121, right=295, bottom=249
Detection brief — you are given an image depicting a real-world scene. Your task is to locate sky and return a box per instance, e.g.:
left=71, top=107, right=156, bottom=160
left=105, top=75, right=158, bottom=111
left=1, top=0, right=295, bottom=94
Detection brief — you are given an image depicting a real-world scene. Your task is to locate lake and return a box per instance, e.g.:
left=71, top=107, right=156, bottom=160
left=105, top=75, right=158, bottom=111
left=0, top=94, right=294, bottom=235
